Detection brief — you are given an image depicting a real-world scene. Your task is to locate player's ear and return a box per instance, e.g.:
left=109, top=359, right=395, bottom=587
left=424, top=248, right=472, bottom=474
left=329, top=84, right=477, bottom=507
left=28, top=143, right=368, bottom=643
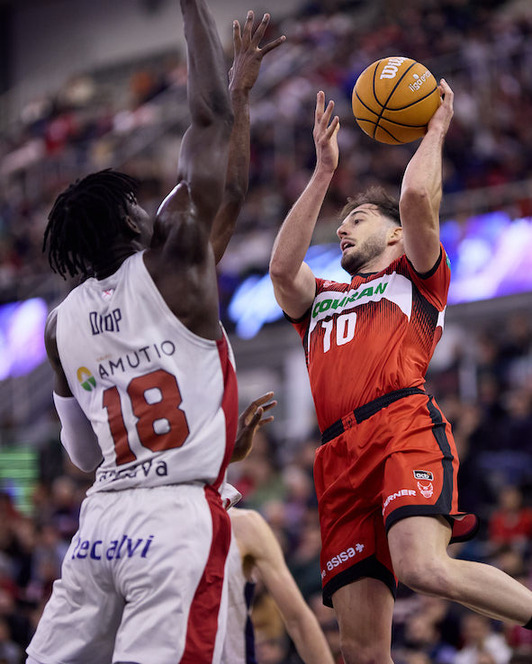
left=124, top=215, right=141, bottom=236
left=388, top=224, right=402, bottom=245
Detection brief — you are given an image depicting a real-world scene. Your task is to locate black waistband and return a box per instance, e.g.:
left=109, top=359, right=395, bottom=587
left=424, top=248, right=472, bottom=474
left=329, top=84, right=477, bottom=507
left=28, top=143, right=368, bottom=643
left=320, top=387, right=426, bottom=445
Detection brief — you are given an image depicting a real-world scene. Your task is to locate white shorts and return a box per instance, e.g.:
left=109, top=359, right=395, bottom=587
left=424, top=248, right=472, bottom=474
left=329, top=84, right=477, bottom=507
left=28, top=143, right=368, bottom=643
left=26, top=483, right=231, bottom=664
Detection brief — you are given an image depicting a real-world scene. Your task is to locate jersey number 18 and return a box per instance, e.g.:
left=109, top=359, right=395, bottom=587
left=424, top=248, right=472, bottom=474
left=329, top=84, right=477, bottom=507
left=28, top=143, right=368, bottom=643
left=103, top=369, right=190, bottom=465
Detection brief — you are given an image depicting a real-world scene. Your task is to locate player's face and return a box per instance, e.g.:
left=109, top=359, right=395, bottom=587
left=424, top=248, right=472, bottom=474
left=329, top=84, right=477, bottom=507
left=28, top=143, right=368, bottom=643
left=336, top=204, right=394, bottom=275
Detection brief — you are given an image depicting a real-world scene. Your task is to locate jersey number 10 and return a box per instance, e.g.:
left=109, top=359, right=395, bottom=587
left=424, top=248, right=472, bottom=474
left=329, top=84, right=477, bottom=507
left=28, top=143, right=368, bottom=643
left=103, top=368, right=190, bottom=465
left=321, top=312, right=357, bottom=353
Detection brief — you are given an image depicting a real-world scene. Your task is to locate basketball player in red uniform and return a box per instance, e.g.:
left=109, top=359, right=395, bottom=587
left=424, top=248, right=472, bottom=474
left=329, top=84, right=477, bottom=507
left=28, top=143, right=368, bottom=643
left=26, top=4, right=283, bottom=664
left=269, top=81, right=532, bottom=664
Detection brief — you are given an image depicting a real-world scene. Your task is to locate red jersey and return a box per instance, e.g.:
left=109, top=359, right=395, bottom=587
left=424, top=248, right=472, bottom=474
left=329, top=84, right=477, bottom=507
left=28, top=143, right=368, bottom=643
left=290, top=246, right=450, bottom=432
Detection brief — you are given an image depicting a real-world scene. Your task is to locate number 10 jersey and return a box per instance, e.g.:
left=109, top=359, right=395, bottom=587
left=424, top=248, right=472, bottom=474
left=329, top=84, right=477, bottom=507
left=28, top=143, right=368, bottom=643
left=290, top=246, right=451, bottom=433
left=56, top=251, right=238, bottom=494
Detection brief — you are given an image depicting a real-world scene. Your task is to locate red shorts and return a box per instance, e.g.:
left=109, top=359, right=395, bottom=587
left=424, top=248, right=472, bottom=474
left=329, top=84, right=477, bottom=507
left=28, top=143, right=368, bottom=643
left=314, top=389, right=478, bottom=607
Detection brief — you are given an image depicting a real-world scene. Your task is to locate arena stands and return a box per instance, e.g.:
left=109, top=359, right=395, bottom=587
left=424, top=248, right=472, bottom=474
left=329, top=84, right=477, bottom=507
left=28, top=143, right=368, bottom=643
left=1, top=0, right=532, bottom=661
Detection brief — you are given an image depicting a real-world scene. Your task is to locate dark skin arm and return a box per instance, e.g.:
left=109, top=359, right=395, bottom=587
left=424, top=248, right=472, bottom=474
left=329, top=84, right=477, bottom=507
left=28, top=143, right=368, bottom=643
left=211, top=12, right=285, bottom=264
left=144, top=0, right=234, bottom=340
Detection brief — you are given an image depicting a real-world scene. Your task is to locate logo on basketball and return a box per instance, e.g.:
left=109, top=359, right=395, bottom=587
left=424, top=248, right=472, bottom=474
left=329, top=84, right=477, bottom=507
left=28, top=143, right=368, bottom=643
left=379, top=56, right=407, bottom=79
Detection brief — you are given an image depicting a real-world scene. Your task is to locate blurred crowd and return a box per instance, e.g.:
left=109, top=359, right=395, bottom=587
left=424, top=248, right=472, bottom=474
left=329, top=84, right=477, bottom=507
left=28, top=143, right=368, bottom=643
left=1, top=0, right=532, bottom=662
left=1, top=0, right=532, bottom=298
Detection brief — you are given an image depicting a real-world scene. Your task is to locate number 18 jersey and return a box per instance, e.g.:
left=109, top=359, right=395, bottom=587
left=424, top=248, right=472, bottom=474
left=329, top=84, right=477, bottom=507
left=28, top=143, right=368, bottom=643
left=56, top=251, right=238, bottom=494
left=290, top=247, right=450, bottom=432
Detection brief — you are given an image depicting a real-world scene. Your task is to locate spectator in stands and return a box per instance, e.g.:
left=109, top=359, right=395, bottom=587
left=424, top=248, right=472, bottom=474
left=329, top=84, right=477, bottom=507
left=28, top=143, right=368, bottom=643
left=488, top=485, right=532, bottom=554
left=455, top=614, right=512, bottom=664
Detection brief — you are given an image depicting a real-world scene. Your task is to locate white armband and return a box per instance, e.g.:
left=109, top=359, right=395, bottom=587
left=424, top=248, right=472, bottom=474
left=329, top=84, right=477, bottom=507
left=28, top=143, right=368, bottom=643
left=53, top=393, right=103, bottom=472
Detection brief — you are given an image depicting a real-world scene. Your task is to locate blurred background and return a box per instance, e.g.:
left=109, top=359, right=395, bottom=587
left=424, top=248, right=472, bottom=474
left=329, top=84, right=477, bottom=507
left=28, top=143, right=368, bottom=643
left=1, top=0, right=532, bottom=662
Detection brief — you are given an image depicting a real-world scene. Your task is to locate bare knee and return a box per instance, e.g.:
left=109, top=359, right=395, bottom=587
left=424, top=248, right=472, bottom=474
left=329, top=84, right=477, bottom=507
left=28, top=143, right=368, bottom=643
left=395, top=557, right=457, bottom=600
left=340, top=636, right=393, bottom=664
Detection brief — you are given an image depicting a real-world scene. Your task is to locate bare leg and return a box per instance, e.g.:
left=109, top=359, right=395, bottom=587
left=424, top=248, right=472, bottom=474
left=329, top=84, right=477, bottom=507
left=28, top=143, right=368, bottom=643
left=332, top=577, right=395, bottom=664
left=388, top=515, right=532, bottom=625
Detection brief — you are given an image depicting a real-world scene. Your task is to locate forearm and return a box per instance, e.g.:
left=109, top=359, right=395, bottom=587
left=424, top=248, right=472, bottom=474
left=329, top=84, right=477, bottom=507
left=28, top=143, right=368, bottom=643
left=225, top=87, right=251, bottom=199
left=401, top=123, right=446, bottom=215
left=210, top=88, right=250, bottom=263
left=181, top=0, right=232, bottom=124
left=270, top=166, right=334, bottom=281
left=284, top=612, right=334, bottom=664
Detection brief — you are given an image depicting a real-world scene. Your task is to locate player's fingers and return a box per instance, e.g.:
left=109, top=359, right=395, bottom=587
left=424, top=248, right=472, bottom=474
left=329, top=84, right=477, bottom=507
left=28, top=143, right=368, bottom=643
left=247, top=406, right=264, bottom=428
left=440, top=78, right=454, bottom=105
left=251, top=13, right=270, bottom=46
left=325, top=115, right=340, bottom=139
left=315, top=91, right=325, bottom=120
left=242, top=10, right=254, bottom=47
left=257, top=415, right=275, bottom=428
left=261, top=399, right=277, bottom=413
left=233, top=20, right=242, bottom=53
left=252, top=391, right=275, bottom=406
left=321, top=99, right=335, bottom=126
left=260, top=34, right=286, bottom=56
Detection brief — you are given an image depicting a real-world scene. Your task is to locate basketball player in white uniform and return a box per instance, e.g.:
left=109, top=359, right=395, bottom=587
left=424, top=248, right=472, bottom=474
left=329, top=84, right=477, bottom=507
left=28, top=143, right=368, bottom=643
left=223, top=508, right=335, bottom=664
left=26, top=3, right=284, bottom=663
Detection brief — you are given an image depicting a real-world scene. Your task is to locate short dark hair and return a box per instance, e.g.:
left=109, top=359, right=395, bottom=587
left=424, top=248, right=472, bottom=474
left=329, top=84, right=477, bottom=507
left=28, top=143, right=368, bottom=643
left=340, top=185, right=401, bottom=226
left=43, top=169, right=140, bottom=279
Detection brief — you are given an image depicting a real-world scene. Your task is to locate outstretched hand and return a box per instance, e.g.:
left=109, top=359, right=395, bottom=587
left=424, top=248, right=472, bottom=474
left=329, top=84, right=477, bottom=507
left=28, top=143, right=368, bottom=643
left=229, top=11, right=286, bottom=93
left=231, top=391, right=277, bottom=462
left=313, top=91, right=340, bottom=173
left=427, top=78, right=454, bottom=136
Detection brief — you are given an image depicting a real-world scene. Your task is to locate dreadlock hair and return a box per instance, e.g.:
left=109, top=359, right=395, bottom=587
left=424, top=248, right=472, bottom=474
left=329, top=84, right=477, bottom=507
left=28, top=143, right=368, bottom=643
left=43, top=169, right=140, bottom=279
left=340, top=185, right=401, bottom=226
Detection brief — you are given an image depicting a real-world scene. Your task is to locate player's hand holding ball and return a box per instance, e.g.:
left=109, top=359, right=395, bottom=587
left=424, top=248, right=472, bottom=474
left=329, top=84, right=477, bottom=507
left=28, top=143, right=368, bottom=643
left=352, top=56, right=442, bottom=144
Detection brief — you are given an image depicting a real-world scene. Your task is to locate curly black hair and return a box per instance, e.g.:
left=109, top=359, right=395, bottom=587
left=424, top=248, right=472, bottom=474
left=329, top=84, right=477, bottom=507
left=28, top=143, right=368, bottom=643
left=43, top=169, right=140, bottom=279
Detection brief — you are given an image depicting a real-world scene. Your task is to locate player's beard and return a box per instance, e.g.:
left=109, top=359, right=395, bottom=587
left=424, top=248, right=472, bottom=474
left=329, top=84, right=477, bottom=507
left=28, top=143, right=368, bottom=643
left=341, top=234, right=388, bottom=275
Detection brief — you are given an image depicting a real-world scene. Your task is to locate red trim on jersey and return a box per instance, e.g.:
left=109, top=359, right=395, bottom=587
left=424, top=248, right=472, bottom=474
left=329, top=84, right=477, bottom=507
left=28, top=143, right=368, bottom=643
left=213, top=336, right=238, bottom=490
left=180, top=485, right=231, bottom=663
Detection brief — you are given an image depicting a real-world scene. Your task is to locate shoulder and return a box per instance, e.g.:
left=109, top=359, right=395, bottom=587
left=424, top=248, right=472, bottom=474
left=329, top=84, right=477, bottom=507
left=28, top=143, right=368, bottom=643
left=316, top=277, right=346, bottom=292
left=230, top=508, right=270, bottom=555
left=44, top=306, right=60, bottom=350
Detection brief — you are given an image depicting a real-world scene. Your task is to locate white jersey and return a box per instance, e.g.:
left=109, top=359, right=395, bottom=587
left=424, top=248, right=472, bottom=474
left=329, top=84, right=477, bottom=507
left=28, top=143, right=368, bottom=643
left=222, top=532, right=256, bottom=664
left=56, top=251, right=238, bottom=494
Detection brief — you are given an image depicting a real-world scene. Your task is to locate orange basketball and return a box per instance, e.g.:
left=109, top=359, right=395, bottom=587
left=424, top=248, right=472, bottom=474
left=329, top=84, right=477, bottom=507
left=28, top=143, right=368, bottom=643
left=352, top=56, right=441, bottom=144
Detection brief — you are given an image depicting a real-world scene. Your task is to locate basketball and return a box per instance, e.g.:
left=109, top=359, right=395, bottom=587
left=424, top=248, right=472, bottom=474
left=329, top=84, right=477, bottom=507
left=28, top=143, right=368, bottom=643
left=352, top=56, right=441, bottom=145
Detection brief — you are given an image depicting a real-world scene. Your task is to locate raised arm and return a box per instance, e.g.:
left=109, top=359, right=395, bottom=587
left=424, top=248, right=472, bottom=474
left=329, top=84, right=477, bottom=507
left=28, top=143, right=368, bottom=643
left=269, top=91, right=339, bottom=319
left=154, top=0, right=233, bottom=256
left=233, top=509, right=335, bottom=664
left=211, top=12, right=285, bottom=264
left=399, top=78, right=453, bottom=273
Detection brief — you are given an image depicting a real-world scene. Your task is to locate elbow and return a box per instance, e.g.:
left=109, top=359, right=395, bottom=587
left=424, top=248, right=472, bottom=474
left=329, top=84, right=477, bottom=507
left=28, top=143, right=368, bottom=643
left=69, top=452, right=102, bottom=474
left=196, top=92, right=234, bottom=131
left=400, top=189, right=432, bottom=221
left=400, top=185, right=430, bottom=207
left=269, top=252, right=290, bottom=282
left=223, top=181, right=247, bottom=209
left=400, top=184, right=440, bottom=214
left=269, top=259, right=286, bottom=287
left=269, top=261, right=296, bottom=295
